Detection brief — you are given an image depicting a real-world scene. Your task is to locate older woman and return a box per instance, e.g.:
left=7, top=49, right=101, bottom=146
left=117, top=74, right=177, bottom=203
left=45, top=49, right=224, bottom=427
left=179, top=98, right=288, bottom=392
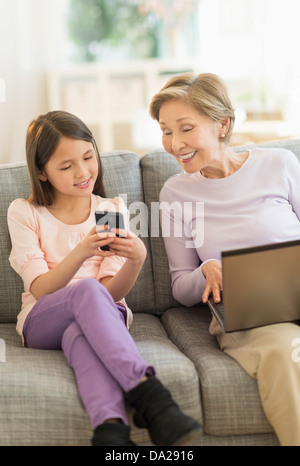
left=150, top=73, right=300, bottom=446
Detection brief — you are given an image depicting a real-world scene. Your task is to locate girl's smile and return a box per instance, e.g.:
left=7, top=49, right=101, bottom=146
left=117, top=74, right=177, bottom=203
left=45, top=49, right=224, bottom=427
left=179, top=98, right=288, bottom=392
left=74, top=177, right=92, bottom=189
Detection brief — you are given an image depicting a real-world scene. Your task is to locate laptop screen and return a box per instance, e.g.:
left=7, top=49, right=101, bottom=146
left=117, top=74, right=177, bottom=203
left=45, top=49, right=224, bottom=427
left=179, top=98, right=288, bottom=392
left=221, top=240, right=300, bottom=332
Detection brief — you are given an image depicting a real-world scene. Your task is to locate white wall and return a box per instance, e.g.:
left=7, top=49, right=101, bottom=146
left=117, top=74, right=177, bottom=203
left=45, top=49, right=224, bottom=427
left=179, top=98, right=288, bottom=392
left=1, top=0, right=300, bottom=164
left=0, top=0, right=68, bottom=163
left=198, top=0, right=300, bottom=128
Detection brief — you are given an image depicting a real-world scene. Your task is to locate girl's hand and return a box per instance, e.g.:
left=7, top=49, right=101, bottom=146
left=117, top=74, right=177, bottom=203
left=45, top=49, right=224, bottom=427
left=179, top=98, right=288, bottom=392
left=76, top=226, right=116, bottom=261
left=108, top=228, right=147, bottom=265
left=100, top=228, right=147, bottom=302
left=201, top=260, right=222, bottom=304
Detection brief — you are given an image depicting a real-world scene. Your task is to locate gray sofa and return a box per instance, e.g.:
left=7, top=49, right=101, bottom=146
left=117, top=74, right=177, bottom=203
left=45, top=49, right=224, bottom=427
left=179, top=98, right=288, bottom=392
left=1, top=138, right=299, bottom=446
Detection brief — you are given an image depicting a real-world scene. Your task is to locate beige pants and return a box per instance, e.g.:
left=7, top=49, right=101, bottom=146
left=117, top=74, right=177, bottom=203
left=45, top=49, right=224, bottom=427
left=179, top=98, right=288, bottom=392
left=210, top=317, right=300, bottom=446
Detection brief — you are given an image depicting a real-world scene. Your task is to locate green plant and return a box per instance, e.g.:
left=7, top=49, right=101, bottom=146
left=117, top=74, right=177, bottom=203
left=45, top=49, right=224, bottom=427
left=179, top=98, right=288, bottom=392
left=68, top=0, right=160, bottom=61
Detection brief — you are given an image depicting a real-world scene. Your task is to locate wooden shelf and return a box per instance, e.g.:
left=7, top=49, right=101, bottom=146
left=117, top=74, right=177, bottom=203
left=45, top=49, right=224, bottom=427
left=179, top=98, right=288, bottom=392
left=47, top=59, right=200, bottom=154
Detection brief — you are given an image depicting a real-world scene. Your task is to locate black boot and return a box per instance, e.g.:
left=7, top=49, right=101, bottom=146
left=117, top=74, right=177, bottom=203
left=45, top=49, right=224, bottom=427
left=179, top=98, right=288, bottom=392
left=125, top=377, right=200, bottom=446
left=92, top=423, right=136, bottom=446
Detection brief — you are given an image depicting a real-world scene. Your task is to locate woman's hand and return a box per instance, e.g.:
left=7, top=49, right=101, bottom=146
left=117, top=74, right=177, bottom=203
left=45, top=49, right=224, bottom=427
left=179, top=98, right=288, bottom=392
left=201, top=260, right=223, bottom=304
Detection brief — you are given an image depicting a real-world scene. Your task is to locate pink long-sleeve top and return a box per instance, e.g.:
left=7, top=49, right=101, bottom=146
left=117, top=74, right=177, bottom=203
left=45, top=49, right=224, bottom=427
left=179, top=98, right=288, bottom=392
left=160, top=148, right=300, bottom=307
left=7, top=194, right=132, bottom=338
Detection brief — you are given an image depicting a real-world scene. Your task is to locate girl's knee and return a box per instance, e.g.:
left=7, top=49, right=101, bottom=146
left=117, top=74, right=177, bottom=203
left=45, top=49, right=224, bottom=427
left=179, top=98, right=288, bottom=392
left=69, top=278, right=116, bottom=319
left=74, top=277, right=100, bottom=291
left=71, top=278, right=110, bottom=299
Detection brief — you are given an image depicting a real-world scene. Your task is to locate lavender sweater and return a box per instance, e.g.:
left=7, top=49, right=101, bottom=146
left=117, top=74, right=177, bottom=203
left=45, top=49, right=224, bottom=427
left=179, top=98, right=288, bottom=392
left=160, top=148, right=300, bottom=306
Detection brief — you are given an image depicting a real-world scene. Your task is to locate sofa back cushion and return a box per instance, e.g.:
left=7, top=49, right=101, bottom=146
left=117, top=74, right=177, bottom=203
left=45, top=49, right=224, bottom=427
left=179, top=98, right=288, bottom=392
left=0, top=162, right=31, bottom=322
left=232, top=138, right=300, bottom=159
left=101, top=152, right=155, bottom=313
left=0, top=151, right=155, bottom=324
left=140, top=149, right=182, bottom=313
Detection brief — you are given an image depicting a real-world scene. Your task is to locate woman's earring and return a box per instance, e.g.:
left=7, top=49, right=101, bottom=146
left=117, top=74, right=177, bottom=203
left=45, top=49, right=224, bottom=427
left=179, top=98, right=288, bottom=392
left=221, top=133, right=226, bottom=138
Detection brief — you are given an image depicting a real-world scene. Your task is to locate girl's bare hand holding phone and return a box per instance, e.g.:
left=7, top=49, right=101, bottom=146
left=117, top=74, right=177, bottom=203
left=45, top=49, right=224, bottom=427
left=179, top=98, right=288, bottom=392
left=108, top=228, right=147, bottom=265
left=100, top=228, right=147, bottom=302
left=77, top=226, right=116, bottom=260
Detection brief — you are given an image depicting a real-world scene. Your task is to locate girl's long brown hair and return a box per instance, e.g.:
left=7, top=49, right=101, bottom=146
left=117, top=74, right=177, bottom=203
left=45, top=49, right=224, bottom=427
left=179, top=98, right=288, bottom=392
left=26, top=111, right=106, bottom=205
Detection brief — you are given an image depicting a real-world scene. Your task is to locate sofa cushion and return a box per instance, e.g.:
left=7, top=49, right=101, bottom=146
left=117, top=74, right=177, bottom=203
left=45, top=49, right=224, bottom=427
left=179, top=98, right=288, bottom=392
left=233, top=138, right=300, bottom=160
left=101, top=152, right=155, bottom=313
left=161, top=306, right=275, bottom=437
left=0, top=314, right=202, bottom=446
left=0, top=323, right=92, bottom=446
left=140, top=150, right=181, bottom=313
left=129, top=313, right=202, bottom=445
left=0, top=162, right=31, bottom=323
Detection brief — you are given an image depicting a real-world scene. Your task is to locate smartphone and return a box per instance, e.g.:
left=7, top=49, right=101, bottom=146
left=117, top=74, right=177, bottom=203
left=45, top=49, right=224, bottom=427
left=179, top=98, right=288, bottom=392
left=95, top=211, right=125, bottom=251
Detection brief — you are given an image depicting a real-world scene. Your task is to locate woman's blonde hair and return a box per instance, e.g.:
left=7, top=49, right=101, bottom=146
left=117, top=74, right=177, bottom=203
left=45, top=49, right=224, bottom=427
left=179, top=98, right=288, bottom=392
left=26, top=111, right=106, bottom=206
left=149, top=73, right=235, bottom=144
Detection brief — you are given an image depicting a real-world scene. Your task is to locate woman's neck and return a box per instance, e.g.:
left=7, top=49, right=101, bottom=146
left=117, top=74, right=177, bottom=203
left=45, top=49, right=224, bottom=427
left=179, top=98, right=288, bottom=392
left=200, top=149, right=249, bottom=179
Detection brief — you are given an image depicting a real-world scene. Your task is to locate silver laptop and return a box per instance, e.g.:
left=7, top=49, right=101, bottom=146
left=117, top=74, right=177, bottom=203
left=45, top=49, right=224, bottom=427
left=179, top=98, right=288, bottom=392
left=207, top=239, right=300, bottom=332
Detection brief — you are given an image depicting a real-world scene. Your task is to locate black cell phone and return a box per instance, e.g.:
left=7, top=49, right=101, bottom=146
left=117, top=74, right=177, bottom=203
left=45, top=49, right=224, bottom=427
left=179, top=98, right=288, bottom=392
left=95, top=211, right=125, bottom=251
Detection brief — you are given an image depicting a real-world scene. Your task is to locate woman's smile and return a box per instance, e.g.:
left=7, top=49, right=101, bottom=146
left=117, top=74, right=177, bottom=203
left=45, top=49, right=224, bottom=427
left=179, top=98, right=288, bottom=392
left=177, top=151, right=197, bottom=163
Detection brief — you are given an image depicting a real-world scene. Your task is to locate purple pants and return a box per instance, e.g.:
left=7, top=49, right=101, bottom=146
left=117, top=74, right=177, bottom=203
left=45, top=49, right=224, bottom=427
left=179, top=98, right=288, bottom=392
left=23, top=278, right=154, bottom=428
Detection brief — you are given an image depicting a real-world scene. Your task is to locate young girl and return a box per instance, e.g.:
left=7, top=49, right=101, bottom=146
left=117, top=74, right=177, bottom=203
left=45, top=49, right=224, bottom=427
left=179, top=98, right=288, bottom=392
left=7, top=111, right=200, bottom=446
